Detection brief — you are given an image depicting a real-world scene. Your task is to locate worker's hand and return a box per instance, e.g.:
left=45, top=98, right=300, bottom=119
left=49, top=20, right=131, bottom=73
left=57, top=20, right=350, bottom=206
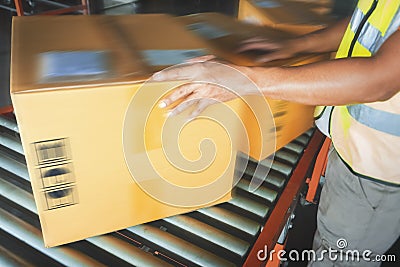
left=152, top=60, right=254, bottom=119
left=237, top=37, right=298, bottom=63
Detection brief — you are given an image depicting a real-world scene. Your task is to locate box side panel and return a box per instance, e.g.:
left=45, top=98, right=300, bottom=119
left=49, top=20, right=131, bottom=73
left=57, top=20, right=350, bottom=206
left=12, top=82, right=234, bottom=247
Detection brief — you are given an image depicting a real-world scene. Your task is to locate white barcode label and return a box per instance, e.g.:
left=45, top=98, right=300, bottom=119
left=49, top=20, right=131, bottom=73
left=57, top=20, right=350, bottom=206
left=39, top=51, right=110, bottom=83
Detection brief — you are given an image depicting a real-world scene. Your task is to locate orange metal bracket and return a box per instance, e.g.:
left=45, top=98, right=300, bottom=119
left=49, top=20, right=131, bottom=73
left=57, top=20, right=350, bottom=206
left=305, top=137, right=331, bottom=203
left=13, top=0, right=89, bottom=16
left=266, top=242, right=286, bottom=267
left=0, top=105, right=13, bottom=115
left=243, top=130, right=325, bottom=267
left=14, top=0, right=24, bottom=16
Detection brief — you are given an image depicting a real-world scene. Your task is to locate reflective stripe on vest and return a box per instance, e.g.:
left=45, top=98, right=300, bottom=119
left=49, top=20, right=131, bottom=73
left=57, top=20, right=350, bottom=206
left=336, top=0, right=400, bottom=58
left=312, top=0, right=400, bottom=136
left=330, top=0, right=400, bottom=185
left=349, top=6, right=400, bottom=54
left=347, top=104, right=400, bottom=136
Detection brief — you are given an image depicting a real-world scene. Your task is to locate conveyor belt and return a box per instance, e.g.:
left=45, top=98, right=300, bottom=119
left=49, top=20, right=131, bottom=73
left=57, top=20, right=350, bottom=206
left=0, top=113, right=319, bottom=266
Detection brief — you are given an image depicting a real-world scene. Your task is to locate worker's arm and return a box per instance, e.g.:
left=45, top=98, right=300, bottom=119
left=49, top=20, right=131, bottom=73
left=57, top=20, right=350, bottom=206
left=238, top=18, right=350, bottom=62
left=250, top=30, right=400, bottom=105
left=154, top=30, right=400, bottom=116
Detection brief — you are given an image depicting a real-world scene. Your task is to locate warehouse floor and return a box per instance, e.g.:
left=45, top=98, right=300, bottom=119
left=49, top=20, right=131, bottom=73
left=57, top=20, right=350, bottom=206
left=0, top=1, right=399, bottom=266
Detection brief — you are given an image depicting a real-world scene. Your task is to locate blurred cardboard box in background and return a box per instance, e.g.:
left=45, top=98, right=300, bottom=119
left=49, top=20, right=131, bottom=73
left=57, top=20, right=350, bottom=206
left=238, top=0, right=333, bottom=34
left=285, top=0, right=333, bottom=16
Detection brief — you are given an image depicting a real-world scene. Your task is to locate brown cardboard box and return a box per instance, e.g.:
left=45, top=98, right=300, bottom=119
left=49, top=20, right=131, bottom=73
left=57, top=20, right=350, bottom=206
left=177, top=12, right=329, bottom=160
left=177, top=12, right=329, bottom=67
left=11, top=13, right=329, bottom=247
left=178, top=12, right=297, bottom=67
left=10, top=14, right=244, bottom=247
left=238, top=0, right=332, bottom=34
left=286, top=0, right=333, bottom=16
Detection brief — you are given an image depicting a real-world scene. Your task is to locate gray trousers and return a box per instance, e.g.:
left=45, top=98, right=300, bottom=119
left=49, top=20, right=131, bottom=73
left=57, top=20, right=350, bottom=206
left=308, top=148, right=400, bottom=267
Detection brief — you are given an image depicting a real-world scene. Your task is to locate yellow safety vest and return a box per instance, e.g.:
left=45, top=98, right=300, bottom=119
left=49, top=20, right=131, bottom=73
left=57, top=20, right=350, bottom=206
left=330, top=0, right=400, bottom=185
left=314, top=105, right=333, bottom=137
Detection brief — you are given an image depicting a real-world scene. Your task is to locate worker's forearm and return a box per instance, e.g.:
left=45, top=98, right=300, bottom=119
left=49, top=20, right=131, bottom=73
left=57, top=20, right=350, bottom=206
left=248, top=57, right=397, bottom=106
left=289, top=18, right=350, bottom=54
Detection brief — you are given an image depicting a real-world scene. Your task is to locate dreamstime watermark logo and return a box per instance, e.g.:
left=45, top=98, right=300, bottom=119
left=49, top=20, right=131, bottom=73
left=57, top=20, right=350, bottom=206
left=336, top=238, right=348, bottom=249
left=257, top=238, right=397, bottom=263
left=122, top=61, right=277, bottom=207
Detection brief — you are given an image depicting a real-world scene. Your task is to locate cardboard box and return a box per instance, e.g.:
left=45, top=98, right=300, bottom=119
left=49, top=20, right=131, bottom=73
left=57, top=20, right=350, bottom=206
left=178, top=12, right=329, bottom=67
left=178, top=12, right=297, bottom=67
left=11, top=14, right=245, bottom=247
left=238, top=0, right=332, bottom=34
left=177, top=12, right=329, bottom=160
left=286, top=0, right=333, bottom=16
left=11, top=13, right=330, bottom=247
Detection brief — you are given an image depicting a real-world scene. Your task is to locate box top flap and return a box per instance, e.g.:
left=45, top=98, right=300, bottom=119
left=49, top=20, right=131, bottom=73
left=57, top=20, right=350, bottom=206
left=11, top=14, right=208, bottom=94
left=177, top=12, right=323, bottom=67
left=251, top=0, right=331, bottom=25
left=180, top=12, right=295, bottom=39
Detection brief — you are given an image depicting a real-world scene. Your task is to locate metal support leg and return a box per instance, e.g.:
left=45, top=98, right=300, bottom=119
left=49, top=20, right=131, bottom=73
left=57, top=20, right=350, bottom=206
left=14, top=0, right=24, bottom=16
